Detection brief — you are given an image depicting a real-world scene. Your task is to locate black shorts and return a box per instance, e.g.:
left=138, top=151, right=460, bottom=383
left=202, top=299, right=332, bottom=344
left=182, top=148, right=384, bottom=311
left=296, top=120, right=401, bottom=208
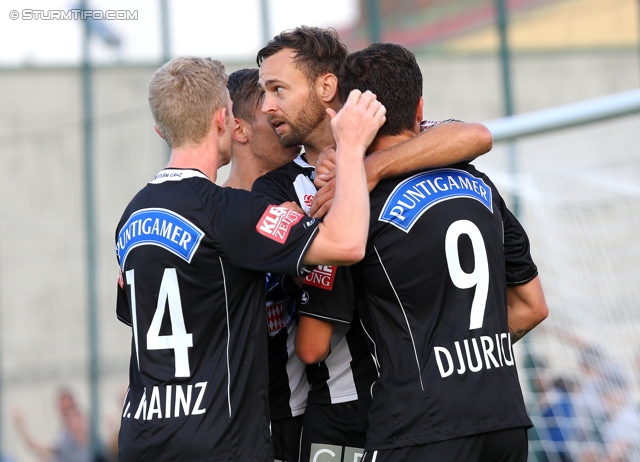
left=272, top=415, right=304, bottom=462
left=300, top=397, right=371, bottom=462
left=362, top=427, right=529, bottom=462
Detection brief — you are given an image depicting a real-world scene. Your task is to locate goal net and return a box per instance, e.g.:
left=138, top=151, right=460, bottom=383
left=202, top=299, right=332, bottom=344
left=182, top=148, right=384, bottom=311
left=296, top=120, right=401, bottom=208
left=473, top=110, right=640, bottom=462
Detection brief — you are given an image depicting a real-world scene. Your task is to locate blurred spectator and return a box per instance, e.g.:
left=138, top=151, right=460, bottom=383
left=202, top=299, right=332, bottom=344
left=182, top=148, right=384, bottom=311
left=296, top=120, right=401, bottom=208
left=603, top=401, right=640, bottom=462
left=525, top=353, right=554, bottom=461
left=602, top=347, right=640, bottom=462
left=527, top=328, right=634, bottom=462
left=13, top=388, right=95, bottom=462
left=537, top=375, right=579, bottom=462
left=571, top=346, right=628, bottom=461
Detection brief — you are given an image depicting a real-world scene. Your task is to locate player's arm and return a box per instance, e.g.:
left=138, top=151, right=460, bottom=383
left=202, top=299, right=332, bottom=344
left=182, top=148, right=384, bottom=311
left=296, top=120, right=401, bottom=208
left=303, top=90, right=385, bottom=266
left=507, top=275, right=549, bottom=344
left=13, top=409, right=54, bottom=459
left=116, top=269, right=133, bottom=326
left=313, top=121, right=491, bottom=191
left=363, top=121, right=492, bottom=191
left=295, top=316, right=334, bottom=364
left=310, top=121, right=492, bottom=217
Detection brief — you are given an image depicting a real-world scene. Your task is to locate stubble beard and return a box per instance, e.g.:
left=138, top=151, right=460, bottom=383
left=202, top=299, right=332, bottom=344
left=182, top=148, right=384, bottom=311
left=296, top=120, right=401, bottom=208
left=279, top=92, right=327, bottom=148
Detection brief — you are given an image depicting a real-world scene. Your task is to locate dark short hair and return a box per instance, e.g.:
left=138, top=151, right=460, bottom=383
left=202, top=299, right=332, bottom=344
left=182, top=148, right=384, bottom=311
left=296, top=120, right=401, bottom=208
left=257, top=26, right=348, bottom=84
left=338, top=43, right=422, bottom=137
left=227, top=68, right=261, bottom=124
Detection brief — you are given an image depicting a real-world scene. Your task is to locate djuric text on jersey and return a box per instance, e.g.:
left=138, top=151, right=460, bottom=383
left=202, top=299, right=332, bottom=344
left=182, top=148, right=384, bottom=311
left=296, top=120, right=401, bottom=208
left=434, top=332, right=514, bottom=378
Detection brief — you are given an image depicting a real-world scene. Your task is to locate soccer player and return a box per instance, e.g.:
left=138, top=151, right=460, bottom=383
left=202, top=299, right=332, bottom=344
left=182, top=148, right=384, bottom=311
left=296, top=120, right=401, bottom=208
left=255, top=26, right=494, bottom=461
left=114, top=56, right=385, bottom=461
left=337, top=43, right=549, bottom=461
left=223, top=68, right=308, bottom=462
left=223, top=69, right=301, bottom=191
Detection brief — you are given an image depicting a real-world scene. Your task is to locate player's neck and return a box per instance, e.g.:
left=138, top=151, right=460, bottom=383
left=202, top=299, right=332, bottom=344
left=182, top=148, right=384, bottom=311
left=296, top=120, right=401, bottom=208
left=222, top=168, right=251, bottom=190
left=368, top=132, right=416, bottom=155
left=302, top=119, right=335, bottom=167
left=222, top=151, right=260, bottom=191
left=167, top=140, right=219, bottom=183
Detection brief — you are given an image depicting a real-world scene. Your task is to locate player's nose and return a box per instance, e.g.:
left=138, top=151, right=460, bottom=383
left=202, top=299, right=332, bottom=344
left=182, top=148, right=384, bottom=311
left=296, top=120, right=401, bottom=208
left=261, top=92, right=277, bottom=114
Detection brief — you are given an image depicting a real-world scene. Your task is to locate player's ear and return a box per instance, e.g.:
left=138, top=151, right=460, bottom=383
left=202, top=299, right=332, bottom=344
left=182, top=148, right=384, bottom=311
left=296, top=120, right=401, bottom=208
left=154, top=124, right=165, bottom=139
left=231, top=118, right=249, bottom=144
left=416, top=97, right=424, bottom=125
left=212, top=107, right=227, bottom=136
left=319, top=73, right=339, bottom=104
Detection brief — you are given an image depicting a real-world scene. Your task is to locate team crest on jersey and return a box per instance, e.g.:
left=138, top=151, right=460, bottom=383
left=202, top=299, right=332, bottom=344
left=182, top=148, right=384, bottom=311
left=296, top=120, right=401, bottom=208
left=379, top=168, right=493, bottom=232
left=304, top=265, right=336, bottom=290
left=293, top=174, right=317, bottom=214
left=303, top=194, right=314, bottom=208
left=265, top=273, right=298, bottom=335
left=257, top=206, right=305, bottom=244
left=116, top=208, right=204, bottom=269
left=267, top=301, right=290, bottom=334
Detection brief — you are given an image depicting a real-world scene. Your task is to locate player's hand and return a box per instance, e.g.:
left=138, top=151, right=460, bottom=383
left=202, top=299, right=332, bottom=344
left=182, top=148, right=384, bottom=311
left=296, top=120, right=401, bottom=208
left=314, top=146, right=336, bottom=189
left=309, top=178, right=335, bottom=219
left=327, top=90, right=386, bottom=154
left=278, top=201, right=304, bottom=214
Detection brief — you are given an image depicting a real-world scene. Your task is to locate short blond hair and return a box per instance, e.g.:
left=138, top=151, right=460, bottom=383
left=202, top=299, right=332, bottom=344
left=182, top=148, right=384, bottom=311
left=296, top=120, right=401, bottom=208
left=148, top=57, right=228, bottom=149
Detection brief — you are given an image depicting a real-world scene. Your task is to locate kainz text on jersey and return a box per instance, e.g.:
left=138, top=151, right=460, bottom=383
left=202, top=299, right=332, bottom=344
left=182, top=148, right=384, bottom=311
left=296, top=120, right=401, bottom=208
left=122, top=382, right=208, bottom=420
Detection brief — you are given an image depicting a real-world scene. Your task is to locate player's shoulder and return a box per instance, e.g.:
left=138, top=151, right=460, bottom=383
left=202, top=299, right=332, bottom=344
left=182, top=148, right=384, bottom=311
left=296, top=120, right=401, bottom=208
left=260, top=157, right=312, bottom=181
left=253, top=157, right=312, bottom=195
left=122, top=169, right=260, bottom=225
left=144, top=168, right=221, bottom=198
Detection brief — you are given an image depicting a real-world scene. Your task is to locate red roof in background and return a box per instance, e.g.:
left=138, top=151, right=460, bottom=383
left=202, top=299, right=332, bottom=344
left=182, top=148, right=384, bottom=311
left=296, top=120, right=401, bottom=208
left=338, top=0, right=559, bottom=50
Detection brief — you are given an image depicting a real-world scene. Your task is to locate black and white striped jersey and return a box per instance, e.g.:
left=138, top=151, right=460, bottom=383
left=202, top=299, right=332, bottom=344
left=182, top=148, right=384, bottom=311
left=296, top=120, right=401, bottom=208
left=300, top=265, right=377, bottom=404
left=253, top=156, right=377, bottom=406
left=265, top=272, right=308, bottom=419
left=356, top=161, right=537, bottom=451
left=115, top=168, right=319, bottom=461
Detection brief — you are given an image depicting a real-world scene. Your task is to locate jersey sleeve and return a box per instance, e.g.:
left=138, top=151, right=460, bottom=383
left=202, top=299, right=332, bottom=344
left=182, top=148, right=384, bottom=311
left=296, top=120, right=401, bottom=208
left=500, top=197, right=539, bottom=285
left=420, top=118, right=463, bottom=131
left=299, top=266, right=356, bottom=324
left=212, top=188, right=319, bottom=277
left=115, top=268, right=132, bottom=326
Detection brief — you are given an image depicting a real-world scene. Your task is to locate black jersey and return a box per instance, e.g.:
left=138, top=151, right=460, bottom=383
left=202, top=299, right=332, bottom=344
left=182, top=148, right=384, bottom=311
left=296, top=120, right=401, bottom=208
left=252, top=156, right=317, bottom=214
left=114, top=168, right=319, bottom=462
left=253, top=156, right=377, bottom=405
left=356, top=162, right=537, bottom=451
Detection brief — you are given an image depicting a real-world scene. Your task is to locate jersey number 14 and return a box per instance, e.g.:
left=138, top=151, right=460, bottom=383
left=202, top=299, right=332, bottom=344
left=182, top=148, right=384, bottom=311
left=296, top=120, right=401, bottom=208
left=126, top=268, right=194, bottom=377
